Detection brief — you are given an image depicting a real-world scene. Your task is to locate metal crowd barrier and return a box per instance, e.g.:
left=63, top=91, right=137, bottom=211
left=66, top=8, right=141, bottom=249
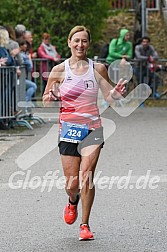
left=131, top=59, right=167, bottom=98
left=16, top=66, right=27, bottom=111
left=32, top=58, right=65, bottom=97
left=30, top=57, right=167, bottom=102
left=1, top=58, right=167, bottom=130
left=94, top=57, right=167, bottom=100
left=31, top=58, right=51, bottom=96
left=0, top=66, right=17, bottom=119
left=0, top=65, right=45, bottom=130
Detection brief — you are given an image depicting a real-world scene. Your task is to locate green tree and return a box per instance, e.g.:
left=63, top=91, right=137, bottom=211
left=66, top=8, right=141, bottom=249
left=0, top=0, right=109, bottom=57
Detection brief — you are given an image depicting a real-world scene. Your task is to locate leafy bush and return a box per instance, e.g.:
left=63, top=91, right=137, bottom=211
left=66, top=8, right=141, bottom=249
left=0, top=0, right=109, bottom=57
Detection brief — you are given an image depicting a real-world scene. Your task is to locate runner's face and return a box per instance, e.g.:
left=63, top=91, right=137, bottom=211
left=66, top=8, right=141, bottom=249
left=68, top=31, right=90, bottom=58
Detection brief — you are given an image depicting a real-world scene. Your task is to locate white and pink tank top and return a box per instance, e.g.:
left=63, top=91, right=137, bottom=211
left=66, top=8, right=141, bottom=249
left=59, top=58, right=101, bottom=129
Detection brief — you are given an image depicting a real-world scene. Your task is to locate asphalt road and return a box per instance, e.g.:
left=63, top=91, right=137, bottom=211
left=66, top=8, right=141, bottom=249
left=0, top=107, right=167, bottom=252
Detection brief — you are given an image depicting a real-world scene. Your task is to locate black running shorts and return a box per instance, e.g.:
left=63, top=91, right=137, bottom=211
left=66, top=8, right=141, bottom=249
left=58, top=127, right=104, bottom=157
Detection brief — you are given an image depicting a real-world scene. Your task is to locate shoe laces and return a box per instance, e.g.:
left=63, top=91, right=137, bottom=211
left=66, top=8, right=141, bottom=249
left=67, top=203, right=77, bottom=211
left=80, top=224, right=90, bottom=230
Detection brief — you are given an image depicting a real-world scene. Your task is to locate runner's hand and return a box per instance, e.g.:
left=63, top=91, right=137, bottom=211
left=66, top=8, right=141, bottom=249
left=49, top=89, right=59, bottom=101
left=110, top=78, right=127, bottom=100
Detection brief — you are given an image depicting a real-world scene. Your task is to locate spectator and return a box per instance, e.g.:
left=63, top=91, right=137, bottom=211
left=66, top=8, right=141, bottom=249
left=15, top=24, right=26, bottom=40
left=0, top=28, right=15, bottom=129
left=37, top=33, right=61, bottom=94
left=5, top=26, right=23, bottom=115
left=106, top=28, right=133, bottom=64
left=134, top=36, right=160, bottom=98
left=6, top=25, right=23, bottom=66
left=0, top=28, right=15, bottom=66
left=18, top=39, right=37, bottom=106
left=24, top=30, right=37, bottom=58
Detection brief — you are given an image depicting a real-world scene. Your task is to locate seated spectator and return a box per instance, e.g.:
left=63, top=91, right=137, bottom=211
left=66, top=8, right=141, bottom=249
left=134, top=36, right=160, bottom=98
left=106, top=29, right=133, bottom=64
left=18, top=39, right=37, bottom=107
left=37, top=33, right=61, bottom=94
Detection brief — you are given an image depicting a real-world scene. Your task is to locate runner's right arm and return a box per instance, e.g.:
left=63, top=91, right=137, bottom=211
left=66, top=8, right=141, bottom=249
left=43, top=63, right=65, bottom=106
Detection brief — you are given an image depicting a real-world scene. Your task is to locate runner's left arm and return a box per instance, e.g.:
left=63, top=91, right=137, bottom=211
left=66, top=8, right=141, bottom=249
left=94, top=63, right=126, bottom=102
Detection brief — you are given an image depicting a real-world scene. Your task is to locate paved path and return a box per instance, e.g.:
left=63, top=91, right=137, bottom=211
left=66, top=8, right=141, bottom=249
left=0, top=107, right=167, bottom=252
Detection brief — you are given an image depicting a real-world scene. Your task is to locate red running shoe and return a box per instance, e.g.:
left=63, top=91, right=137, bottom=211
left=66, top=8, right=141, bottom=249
left=79, top=224, right=94, bottom=241
left=63, top=203, right=78, bottom=225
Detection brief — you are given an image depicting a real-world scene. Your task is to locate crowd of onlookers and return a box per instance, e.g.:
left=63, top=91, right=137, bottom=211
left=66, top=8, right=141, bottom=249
left=0, top=24, right=61, bottom=129
left=0, top=24, right=61, bottom=97
left=102, top=28, right=163, bottom=99
left=0, top=24, right=163, bottom=99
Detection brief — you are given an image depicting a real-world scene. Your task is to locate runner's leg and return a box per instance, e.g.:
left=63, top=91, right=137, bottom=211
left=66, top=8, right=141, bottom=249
left=80, top=145, right=101, bottom=224
left=61, top=155, right=81, bottom=202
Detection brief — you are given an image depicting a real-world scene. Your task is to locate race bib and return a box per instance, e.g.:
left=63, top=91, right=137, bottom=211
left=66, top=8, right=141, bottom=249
left=60, top=122, right=89, bottom=143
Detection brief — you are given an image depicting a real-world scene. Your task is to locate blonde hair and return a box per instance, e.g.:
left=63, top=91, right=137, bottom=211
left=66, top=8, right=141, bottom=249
left=68, top=25, right=91, bottom=42
left=0, top=29, right=9, bottom=47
